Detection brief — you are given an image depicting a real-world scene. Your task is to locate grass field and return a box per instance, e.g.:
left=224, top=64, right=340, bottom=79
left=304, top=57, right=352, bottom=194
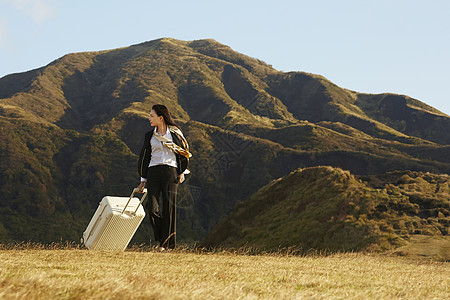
left=0, top=245, right=448, bottom=299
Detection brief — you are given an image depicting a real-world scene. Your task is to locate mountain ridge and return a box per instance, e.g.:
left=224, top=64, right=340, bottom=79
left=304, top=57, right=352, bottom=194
left=0, top=38, right=449, bottom=246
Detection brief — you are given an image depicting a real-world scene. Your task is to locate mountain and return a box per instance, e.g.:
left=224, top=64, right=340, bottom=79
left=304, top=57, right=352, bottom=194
left=0, top=38, right=449, bottom=245
left=201, top=166, right=450, bottom=252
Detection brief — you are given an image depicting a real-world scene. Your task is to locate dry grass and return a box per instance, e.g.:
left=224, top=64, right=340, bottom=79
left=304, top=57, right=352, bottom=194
left=0, top=245, right=449, bottom=299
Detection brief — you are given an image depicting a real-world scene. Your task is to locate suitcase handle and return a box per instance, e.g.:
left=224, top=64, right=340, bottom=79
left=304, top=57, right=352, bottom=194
left=121, top=188, right=148, bottom=215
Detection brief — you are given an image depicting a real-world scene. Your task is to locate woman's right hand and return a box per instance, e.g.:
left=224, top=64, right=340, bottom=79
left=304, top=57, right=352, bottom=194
left=137, top=181, right=146, bottom=193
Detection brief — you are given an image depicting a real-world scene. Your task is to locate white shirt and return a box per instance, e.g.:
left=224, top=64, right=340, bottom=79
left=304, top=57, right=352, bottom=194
left=140, top=127, right=177, bottom=182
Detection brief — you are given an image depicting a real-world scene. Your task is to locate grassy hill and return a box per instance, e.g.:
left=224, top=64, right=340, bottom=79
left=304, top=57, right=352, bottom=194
left=0, top=38, right=449, bottom=246
left=202, top=166, right=450, bottom=252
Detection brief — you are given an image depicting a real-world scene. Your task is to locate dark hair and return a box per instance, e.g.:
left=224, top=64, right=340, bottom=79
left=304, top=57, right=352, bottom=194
left=152, top=104, right=180, bottom=129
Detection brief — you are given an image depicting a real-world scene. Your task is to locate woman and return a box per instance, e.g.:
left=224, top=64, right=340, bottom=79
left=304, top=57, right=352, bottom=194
left=137, top=104, right=191, bottom=251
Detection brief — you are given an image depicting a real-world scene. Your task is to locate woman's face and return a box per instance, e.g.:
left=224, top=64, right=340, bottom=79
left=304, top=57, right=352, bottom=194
left=149, top=109, right=164, bottom=127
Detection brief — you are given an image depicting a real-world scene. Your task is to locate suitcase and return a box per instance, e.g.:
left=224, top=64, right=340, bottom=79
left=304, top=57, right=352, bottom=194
left=82, top=188, right=147, bottom=251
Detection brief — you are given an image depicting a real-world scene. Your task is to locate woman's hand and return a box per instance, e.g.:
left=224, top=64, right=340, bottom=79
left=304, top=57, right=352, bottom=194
left=178, top=174, right=185, bottom=184
left=137, top=181, right=146, bottom=193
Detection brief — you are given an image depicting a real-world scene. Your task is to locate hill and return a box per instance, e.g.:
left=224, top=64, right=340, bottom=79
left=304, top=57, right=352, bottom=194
left=0, top=37, right=449, bottom=245
left=202, top=166, right=450, bottom=252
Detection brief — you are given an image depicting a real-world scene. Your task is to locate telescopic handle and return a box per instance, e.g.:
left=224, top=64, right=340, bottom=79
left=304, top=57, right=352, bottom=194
left=121, top=188, right=148, bottom=215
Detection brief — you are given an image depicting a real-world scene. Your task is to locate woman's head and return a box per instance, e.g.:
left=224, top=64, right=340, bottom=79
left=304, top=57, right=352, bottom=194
left=149, top=104, right=179, bottom=129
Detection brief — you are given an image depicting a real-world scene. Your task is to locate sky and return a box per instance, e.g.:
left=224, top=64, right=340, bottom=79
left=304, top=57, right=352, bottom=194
left=0, top=0, right=449, bottom=115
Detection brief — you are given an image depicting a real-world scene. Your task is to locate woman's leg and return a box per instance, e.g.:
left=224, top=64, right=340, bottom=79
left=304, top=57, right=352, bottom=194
left=168, top=179, right=178, bottom=248
left=145, top=166, right=163, bottom=244
left=160, top=167, right=178, bottom=248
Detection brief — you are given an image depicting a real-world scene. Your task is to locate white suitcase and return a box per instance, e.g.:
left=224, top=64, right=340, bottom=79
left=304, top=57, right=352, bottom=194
left=82, top=188, right=147, bottom=251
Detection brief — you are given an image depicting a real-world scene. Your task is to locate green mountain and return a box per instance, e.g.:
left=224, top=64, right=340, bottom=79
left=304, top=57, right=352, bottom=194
left=0, top=38, right=449, bottom=245
left=201, top=166, right=449, bottom=252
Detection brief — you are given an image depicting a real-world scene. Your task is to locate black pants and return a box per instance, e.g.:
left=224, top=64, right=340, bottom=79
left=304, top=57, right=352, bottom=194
left=145, top=165, right=178, bottom=248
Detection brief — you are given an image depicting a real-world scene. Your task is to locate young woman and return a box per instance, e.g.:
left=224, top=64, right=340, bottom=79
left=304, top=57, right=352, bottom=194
left=137, top=104, right=191, bottom=251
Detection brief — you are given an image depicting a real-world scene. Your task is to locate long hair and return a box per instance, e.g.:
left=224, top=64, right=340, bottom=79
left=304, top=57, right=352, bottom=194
left=152, top=104, right=180, bottom=129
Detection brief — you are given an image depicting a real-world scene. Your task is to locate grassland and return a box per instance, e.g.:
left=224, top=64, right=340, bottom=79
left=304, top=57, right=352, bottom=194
left=0, top=246, right=448, bottom=299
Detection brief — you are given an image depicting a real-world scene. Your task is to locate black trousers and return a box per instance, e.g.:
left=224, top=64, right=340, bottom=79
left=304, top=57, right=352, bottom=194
left=145, top=165, right=178, bottom=248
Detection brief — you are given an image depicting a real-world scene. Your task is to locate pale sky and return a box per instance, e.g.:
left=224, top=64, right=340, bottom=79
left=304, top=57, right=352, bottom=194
left=0, top=0, right=449, bottom=115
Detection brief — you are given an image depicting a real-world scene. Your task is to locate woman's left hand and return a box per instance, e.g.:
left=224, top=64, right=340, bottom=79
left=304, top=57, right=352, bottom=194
left=178, top=173, right=185, bottom=184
